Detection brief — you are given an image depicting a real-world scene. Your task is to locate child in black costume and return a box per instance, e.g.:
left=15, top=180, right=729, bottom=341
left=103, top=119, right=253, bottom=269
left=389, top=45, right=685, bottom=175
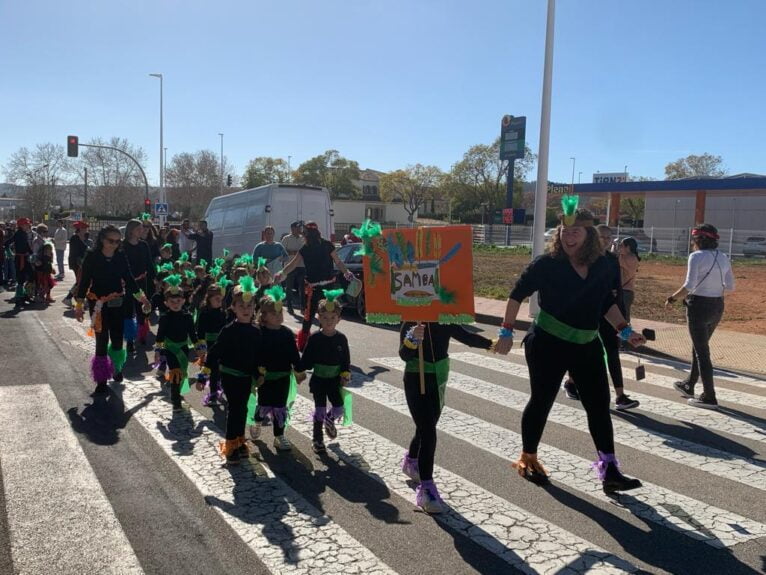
left=154, top=275, right=198, bottom=411
left=297, top=290, right=351, bottom=454
left=399, top=321, right=494, bottom=514
left=195, top=284, right=228, bottom=406
left=203, top=277, right=262, bottom=465
left=249, top=286, right=304, bottom=452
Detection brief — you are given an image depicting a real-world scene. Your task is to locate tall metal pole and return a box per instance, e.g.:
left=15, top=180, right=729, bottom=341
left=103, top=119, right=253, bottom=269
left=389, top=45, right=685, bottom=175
left=570, top=157, right=576, bottom=191
left=287, top=155, right=292, bottom=182
left=218, top=133, right=224, bottom=195
left=530, top=0, right=556, bottom=315
left=83, top=167, right=88, bottom=211
left=149, top=73, right=164, bottom=223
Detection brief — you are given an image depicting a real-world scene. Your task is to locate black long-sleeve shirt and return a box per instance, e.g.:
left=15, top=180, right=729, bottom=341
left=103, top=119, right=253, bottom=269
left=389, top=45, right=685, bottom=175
left=509, top=254, right=618, bottom=331
left=204, top=322, right=262, bottom=376
left=298, top=331, right=350, bottom=373
left=259, top=326, right=301, bottom=373
left=122, top=240, right=155, bottom=281
left=189, top=230, right=213, bottom=263
left=68, top=234, right=88, bottom=269
left=4, top=229, right=32, bottom=255
left=156, top=310, right=196, bottom=346
left=399, top=322, right=492, bottom=363
left=196, top=306, right=228, bottom=343
left=76, top=249, right=139, bottom=299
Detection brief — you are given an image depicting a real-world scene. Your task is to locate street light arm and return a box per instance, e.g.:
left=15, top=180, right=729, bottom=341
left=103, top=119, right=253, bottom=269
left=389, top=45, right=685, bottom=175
left=78, top=143, right=150, bottom=203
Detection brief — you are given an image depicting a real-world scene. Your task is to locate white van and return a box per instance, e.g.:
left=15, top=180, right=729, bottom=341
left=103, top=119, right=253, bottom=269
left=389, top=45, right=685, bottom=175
left=203, top=184, right=335, bottom=257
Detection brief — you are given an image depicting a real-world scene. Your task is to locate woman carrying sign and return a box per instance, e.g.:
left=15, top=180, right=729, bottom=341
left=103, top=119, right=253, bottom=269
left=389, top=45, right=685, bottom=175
left=495, top=204, right=645, bottom=494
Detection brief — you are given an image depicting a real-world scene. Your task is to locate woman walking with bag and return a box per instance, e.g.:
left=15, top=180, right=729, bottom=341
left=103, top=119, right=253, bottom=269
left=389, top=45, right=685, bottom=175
left=665, top=224, right=734, bottom=410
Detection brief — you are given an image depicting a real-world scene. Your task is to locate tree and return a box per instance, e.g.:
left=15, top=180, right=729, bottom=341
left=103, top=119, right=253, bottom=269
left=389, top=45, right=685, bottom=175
left=241, top=157, right=290, bottom=189
left=78, top=137, right=148, bottom=217
left=3, top=143, right=70, bottom=220
left=621, top=197, right=645, bottom=224
left=447, top=139, right=536, bottom=222
left=165, top=150, right=233, bottom=219
left=293, top=150, right=360, bottom=199
left=664, top=153, right=726, bottom=179
left=380, top=164, right=443, bottom=223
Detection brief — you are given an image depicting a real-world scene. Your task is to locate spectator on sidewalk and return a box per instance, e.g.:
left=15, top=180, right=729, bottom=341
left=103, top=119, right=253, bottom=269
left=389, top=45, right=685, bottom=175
left=665, top=224, right=735, bottom=410
left=619, top=237, right=640, bottom=323
left=53, top=220, right=68, bottom=280
left=281, top=221, right=305, bottom=313
left=178, top=218, right=196, bottom=259
left=63, top=221, right=89, bottom=307
left=31, top=223, right=47, bottom=256
left=253, top=226, right=288, bottom=278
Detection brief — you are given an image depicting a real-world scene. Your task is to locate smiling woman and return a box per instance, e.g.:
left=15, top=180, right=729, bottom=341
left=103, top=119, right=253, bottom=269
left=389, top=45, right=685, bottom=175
left=494, top=205, right=646, bottom=494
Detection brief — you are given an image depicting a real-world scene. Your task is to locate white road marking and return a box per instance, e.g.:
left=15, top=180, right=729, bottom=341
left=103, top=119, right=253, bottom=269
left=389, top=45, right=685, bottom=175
left=0, top=384, right=144, bottom=575
left=353, top=364, right=766, bottom=549
left=447, top=352, right=766, bottom=443
left=290, top=396, right=637, bottom=574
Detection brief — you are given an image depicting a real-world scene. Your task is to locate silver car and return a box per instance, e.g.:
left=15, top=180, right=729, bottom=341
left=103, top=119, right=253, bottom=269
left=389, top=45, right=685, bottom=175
left=743, top=236, right=766, bottom=257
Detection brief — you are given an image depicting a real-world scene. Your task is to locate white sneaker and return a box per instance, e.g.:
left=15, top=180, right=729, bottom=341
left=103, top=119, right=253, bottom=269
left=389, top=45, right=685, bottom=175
left=249, top=422, right=262, bottom=441
left=273, top=435, right=292, bottom=451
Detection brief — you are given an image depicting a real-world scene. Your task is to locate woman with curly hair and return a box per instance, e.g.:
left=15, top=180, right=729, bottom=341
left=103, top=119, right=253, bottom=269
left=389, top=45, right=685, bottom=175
left=495, top=205, right=645, bottom=494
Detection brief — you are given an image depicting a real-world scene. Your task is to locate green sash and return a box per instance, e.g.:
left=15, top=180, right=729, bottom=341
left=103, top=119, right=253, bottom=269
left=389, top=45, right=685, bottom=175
left=313, top=364, right=341, bottom=378
left=405, top=357, right=450, bottom=410
left=220, top=365, right=250, bottom=378
left=534, top=308, right=599, bottom=344
left=204, top=332, right=219, bottom=344
left=163, top=338, right=191, bottom=394
left=246, top=371, right=298, bottom=427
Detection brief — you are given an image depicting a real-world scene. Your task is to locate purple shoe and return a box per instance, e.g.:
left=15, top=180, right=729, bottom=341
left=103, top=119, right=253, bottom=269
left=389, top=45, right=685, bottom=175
left=401, top=454, right=420, bottom=483
left=416, top=480, right=445, bottom=514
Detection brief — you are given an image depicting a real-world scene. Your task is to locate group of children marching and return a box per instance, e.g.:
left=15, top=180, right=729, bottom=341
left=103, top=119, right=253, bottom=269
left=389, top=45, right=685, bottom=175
left=151, top=251, right=351, bottom=466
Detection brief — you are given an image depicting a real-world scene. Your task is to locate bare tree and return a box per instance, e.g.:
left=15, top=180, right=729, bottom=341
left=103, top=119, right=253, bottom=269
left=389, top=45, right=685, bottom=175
left=380, top=164, right=443, bottom=223
left=665, top=153, right=726, bottom=179
left=3, top=143, right=70, bottom=220
left=165, top=150, right=234, bottom=219
left=78, top=137, right=148, bottom=216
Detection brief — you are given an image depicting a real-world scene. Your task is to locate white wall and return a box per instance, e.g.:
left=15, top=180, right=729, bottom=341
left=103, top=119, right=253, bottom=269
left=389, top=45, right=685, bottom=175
left=645, top=195, right=766, bottom=230
left=332, top=200, right=413, bottom=226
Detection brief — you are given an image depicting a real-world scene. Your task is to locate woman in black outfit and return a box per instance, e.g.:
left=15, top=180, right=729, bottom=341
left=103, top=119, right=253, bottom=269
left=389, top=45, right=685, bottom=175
left=75, top=225, right=149, bottom=394
left=495, top=208, right=645, bottom=494
left=274, top=221, right=354, bottom=351
left=399, top=322, right=494, bottom=514
left=122, top=219, right=155, bottom=351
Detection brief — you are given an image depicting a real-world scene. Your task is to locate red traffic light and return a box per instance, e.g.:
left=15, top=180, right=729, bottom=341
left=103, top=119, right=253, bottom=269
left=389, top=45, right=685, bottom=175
left=144, top=198, right=152, bottom=213
left=144, top=198, right=151, bottom=206
left=67, top=135, right=79, bottom=158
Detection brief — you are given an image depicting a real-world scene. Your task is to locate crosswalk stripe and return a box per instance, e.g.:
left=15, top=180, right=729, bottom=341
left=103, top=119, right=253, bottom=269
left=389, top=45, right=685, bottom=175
left=447, top=352, right=766, bottom=444
left=0, top=384, right=144, bottom=574
left=344, top=367, right=766, bottom=548
left=289, top=396, right=638, bottom=574
left=118, top=377, right=397, bottom=575
left=375, top=353, right=766, bottom=492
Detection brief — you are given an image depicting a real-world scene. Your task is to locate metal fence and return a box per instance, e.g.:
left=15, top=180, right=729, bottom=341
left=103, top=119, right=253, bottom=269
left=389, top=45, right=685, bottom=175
left=471, top=224, right=766, bottom=259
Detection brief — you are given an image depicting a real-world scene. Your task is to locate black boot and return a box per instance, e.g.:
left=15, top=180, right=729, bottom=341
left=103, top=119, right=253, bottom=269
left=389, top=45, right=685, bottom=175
left=601, top=459, right=642, bottom=494
left=312, top=421, right=325, bottom=453
left=93, top=381, right=109, bottom=395
left=126, top=340, right=135, bottom=354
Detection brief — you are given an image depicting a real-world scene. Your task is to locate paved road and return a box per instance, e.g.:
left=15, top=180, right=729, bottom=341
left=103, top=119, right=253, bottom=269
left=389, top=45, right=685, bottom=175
left=1, top=279, right=765, bottom=575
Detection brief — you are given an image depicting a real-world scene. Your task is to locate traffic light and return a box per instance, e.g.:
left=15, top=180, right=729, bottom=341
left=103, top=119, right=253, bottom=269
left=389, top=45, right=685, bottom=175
left=226, top=174, right=232, bottom=187
left=144, top=198, right=151, bottom=213
left=67, top=135, right=79, bottom=157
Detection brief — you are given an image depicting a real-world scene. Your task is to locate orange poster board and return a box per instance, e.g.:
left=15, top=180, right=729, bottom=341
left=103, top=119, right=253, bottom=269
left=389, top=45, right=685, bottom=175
left=362, top=225, right=475, bottom=324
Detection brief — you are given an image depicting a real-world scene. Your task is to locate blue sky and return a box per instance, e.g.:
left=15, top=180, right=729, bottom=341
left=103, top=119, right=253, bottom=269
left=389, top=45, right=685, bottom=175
left=1, top=0, right=764, bottom=186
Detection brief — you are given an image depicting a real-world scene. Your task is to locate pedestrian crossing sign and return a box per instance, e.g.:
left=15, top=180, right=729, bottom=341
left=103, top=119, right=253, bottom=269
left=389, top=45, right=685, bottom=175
left=154, top=203, right=169, bottom=215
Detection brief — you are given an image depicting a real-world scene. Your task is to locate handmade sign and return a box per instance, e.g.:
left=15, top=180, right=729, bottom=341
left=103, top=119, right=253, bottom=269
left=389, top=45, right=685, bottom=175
left=359, top=224, right=475, bottom=324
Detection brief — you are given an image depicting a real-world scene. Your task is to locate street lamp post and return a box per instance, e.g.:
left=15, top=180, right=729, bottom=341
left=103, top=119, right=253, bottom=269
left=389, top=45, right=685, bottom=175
left=578, top=171, right=582, bottom=184
left=570, top=157, right=576, bottom=191
left=672, top=199, right=680, bottom=256
left=149, top=73, right=164, bottom=223
left=218, top=133, right=224, bottom=195
left=287, top=155, right=292, bottom=182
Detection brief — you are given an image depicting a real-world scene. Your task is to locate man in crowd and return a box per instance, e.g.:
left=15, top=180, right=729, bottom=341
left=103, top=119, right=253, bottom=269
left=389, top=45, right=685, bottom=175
left=178, top=218, right=196, bottom=259
left=187, top=219, right=213, bottom=266
left=53, top=219, right=68, bottom=280
left=281, top=221, right=305, bottom=314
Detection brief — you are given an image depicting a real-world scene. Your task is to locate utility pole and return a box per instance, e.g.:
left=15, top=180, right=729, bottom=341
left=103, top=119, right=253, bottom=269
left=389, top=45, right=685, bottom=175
left=84, top=167, right=88, bottom=210
left=219, top=133, right=224, bottom=196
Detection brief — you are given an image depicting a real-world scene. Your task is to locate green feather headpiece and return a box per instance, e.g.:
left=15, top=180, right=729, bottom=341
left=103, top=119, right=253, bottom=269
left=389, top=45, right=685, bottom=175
left=163, top=274, right=183, bottom=295
left=560, top=195, right=580, bottom=226
left=238, top=275, right=257, bottom=303
left=222, top=248, right=230, bottom=258
left=217, top=276, right=233, bottom=289
left=351, top=219, right=382, bottom=256
left=214, top=257, right=225, bottom=268
left=178, top=252, right=190, bottom=264
left=264, top=285, right=286, bottom=312
left=184, top=270, right=195, bottom=280
left=162, top=243, right=173, bottom=251
left=140, top=213, right=152, bottom=221
left=256, top=256, right=267, bottom=270
left=322, top=288, right=345, bottom=312
left=209, top=265, right=222, bottom=278
left=234, top=254, right=254, bottom=269
left=199, top=258, right=207, bottom=269
left=159, top=262, right=174, bottom=273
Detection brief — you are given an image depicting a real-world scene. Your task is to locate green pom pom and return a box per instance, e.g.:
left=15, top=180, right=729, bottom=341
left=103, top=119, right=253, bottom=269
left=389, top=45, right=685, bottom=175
left=199, top=259, right=207, bottom=268
left=217, top=276, right=233, bottom=289
left=178, top=252, right=189, bottom=264
left=264, top=284, right=286, bottom=303
left=184, top=270, right=195, bottom=279
left=239, top=275, right=256, bottom=293
left=351, top=219, right=383, bottom=256
left=322, top=288, right=344, bottom=302
left=437, top=287, right=456, bottom=304
left=164, top=274, right=183, bottom=288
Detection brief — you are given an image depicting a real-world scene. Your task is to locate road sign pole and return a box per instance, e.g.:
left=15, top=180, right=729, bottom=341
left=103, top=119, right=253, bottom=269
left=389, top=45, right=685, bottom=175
left=506, top=158, right=515, bottom=209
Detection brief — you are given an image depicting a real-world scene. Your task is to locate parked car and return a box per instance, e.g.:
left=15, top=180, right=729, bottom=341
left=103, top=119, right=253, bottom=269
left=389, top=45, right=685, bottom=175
left=544, top=227, right=558, bottom=239
left=743, top=236, right=766, bottom=257
left=333, top=242, right=365, bottom=318
left=613, top=231, right=657, bottom=253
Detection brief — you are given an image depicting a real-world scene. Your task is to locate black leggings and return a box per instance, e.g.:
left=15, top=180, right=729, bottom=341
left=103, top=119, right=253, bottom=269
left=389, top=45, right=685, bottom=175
left=254, top=377, right=290, bottom=437
left=599, top=320, right=624, bottom=391
left=404, top=372, right=442, bottom=482
left=221, top=374, right=252, bottom=440
left=164, top=345, right=189, bottom=401
left=523, top=329, right=614, bottom=455
left=95, top=304, right=125, bottom=357
left=122, top=296, right=147, bottom=342
left=311, top=376, right=344, bottom=441
left=301, top=281, right=338, bottom=333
